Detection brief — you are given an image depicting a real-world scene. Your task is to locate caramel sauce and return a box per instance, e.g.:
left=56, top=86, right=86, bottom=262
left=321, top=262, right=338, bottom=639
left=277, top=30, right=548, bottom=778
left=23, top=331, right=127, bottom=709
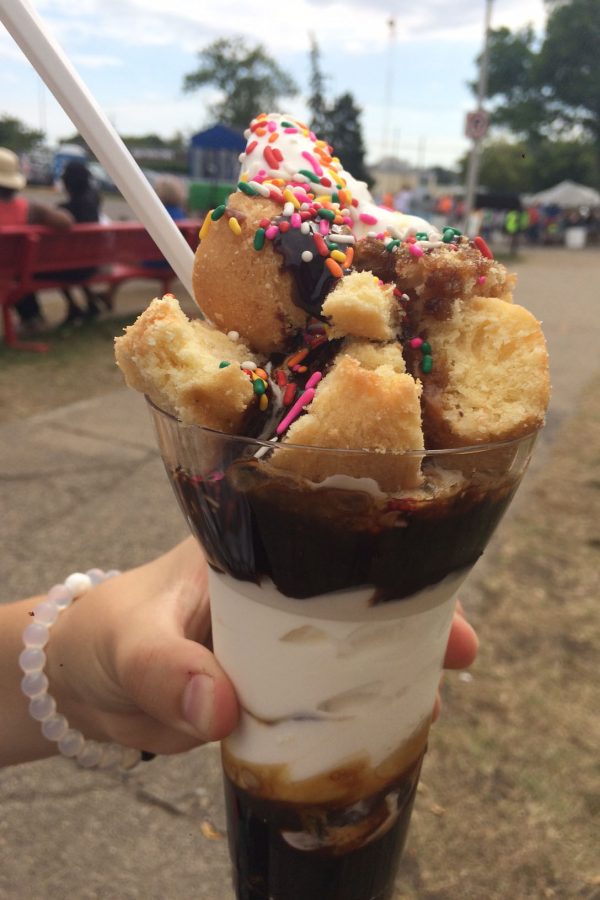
left=222, top=718, right=430, bottom=807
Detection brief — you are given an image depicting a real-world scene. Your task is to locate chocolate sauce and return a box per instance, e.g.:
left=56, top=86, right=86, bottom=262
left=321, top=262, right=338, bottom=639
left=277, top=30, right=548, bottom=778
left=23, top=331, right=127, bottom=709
left=238, top=337, right=343, bottom=442
left=169, top=458, right=517, bottom=602
left=273, top=226, right=340, bottom=319
left=224, top=750, right=424, bottom=900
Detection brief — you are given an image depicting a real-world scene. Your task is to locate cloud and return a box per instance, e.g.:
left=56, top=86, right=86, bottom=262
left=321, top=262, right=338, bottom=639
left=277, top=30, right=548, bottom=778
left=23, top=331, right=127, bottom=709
left=4, top=0, right=548, bottom=168
left=32, top=0, right=547, bottom=58
left=0, top=28, right=30, bottom=62
left=71, top=54, right=123, bottom=68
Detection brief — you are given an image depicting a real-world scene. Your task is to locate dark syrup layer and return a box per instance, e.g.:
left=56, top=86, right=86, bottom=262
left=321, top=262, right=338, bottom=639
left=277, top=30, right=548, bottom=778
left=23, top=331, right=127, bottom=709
left=224, top=750, right=424, bottom=900
left=169, top=457, right=517, bottom=602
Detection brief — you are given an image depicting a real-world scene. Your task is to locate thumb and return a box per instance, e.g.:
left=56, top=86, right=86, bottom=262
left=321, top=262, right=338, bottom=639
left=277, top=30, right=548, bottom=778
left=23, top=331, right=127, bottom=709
left=121, top=635, right=239, bottom=743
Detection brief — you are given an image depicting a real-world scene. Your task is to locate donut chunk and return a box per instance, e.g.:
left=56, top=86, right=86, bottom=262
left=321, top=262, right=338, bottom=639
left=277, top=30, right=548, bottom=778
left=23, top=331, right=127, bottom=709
left=193, top=192, right=306, bottom=354
left=114, top=296, right=255, bottom=431
left=322, top=270, right=400, bottom=341
left=272, top=355, right=424, bottom=490
left=354, top=237, right=516, bottom=331
left=415, top=296, right=550, bottom=447
left=393, top=241, right=515, bottom=305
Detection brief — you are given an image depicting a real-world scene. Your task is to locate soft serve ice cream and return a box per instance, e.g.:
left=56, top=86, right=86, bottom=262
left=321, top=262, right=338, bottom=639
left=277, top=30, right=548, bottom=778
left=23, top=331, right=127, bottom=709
left=237, top=112, right=435, bottom=241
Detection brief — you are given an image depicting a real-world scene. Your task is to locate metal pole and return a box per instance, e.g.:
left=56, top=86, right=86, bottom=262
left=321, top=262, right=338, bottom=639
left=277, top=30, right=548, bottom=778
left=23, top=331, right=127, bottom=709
left=381, top=16, right=396, bottom=160
left=463, top=0, right=493, bottom=226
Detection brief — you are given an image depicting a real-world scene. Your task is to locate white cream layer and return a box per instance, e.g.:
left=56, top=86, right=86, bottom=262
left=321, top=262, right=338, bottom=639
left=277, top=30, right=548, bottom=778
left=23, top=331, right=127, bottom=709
left=209, top=570, right=466, bottom=783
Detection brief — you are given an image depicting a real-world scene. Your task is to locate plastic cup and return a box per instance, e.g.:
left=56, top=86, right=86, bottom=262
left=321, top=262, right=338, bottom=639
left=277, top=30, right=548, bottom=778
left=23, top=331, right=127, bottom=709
left=148, top=399, right=538, bottom=900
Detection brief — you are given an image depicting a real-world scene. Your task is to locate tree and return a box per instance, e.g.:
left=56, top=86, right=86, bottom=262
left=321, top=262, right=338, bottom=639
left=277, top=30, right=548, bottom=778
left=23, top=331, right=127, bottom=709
left=324, top=93, right=372, bottom=186
left=530, top=138, right=598, bottom=189
left=465, top=140, right=533, bottom=194
left=0, top=116, right=44, bottom=153
left=307, top=33, right=329, bottom=139
left=482, top=27, right=548, bottom=144
left=479, top=0, right=600, bottom=184
left=538, top=0, right=600, bottom=148
left=461, top=137, right=598, bottom=193
left=58, top=133, right=91, bottom=152
left=305, top=36, right=372, bottom=187
left=183, top=37, right=298, bottom=132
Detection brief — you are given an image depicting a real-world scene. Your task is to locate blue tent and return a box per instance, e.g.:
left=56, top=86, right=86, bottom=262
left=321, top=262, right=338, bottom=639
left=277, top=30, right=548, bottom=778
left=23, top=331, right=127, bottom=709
left=189, top=124, right=246, bottom=181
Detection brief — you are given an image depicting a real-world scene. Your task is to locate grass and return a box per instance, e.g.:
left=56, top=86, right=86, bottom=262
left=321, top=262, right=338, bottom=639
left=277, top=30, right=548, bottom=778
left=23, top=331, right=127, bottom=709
left=0, top=314, right=137, bottom=424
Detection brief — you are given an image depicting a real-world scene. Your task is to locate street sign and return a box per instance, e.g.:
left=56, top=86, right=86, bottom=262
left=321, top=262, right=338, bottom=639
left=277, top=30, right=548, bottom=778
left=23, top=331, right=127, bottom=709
left=465, top=109, right=489, bottom=141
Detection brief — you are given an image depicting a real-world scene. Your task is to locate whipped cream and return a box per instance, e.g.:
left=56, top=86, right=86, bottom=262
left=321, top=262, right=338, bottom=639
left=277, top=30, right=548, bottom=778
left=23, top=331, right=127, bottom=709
left=238, top=113, right=437, bottom=241
left=210, top=569, right=465, bottom=785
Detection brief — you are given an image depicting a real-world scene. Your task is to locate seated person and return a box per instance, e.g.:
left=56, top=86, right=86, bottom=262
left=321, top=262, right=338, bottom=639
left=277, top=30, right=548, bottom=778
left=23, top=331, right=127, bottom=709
left=56, top=160, right=108, bottom=323
left=143, top=175, right=188, bottom=270
left=0, top=147, right=71, bottom=331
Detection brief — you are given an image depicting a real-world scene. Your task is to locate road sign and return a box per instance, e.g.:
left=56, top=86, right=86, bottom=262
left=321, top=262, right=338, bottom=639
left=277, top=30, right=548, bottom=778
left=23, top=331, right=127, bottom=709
left=465, top=109, right=489, bottom=142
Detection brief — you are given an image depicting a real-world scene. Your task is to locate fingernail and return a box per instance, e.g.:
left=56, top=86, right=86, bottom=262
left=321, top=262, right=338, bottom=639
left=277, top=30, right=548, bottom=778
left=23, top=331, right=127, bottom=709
left=182, top=673, right=215, bottom=739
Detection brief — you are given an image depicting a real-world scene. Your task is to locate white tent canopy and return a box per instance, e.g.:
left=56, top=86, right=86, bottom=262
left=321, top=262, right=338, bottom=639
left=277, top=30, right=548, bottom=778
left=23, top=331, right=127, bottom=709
left=529, top=180, right=600, bottom=208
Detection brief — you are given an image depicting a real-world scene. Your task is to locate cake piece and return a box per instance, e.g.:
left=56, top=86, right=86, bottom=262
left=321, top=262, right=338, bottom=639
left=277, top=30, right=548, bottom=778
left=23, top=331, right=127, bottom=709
left=322, top=271, right=399, bottom=341
left=273, top=355, right=424, bottom=490
left=114, top=296, right=255, bottom=431
left=342, top=338, right=406, bottom=373
left=414, top=296, right=550, bottom=447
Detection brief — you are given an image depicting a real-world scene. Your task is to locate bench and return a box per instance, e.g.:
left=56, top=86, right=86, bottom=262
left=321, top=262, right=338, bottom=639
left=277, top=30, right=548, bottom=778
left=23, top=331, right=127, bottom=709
left=0, top=220, right=201, bottom=350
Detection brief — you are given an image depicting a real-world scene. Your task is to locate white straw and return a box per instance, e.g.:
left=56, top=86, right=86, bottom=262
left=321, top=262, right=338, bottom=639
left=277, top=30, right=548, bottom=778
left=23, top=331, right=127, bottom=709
left=0, top=0, right=195, bottom=297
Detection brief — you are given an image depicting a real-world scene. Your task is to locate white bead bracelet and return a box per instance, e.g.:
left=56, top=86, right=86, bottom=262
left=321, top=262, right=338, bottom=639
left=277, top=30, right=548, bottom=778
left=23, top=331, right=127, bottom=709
left=19, top=569, right=142, bottom=771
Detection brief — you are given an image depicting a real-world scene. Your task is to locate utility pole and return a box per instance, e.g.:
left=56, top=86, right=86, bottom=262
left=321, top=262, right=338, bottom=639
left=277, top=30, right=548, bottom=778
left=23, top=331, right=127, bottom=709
left=381, top=16, right=396, bottom=160
left=463, top=0, right=493, bottom=228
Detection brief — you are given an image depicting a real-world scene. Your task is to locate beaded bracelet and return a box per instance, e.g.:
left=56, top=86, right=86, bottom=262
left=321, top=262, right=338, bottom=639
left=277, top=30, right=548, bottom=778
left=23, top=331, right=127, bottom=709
left=19, top=569, right=142, bottom=771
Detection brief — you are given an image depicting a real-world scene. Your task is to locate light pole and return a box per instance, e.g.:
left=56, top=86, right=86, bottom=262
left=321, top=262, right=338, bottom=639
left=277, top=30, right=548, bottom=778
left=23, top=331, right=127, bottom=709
left=381, top=16, right=396, bottom=161
left=463, top=0, right=494, bottom=228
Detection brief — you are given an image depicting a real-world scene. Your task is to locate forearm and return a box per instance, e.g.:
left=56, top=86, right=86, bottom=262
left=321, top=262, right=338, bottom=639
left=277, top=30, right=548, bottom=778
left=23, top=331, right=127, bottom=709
left=0, top=597, right=60, bottom=767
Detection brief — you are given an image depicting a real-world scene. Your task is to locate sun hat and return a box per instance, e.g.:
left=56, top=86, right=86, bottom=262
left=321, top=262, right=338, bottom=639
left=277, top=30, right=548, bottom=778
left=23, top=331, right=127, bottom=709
left=0, top=148, right=26, bottom=190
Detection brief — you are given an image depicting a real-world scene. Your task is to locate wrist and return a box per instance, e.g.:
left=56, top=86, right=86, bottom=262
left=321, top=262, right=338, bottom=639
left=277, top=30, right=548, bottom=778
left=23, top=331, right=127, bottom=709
left=19, top=570, right=142, bottom=770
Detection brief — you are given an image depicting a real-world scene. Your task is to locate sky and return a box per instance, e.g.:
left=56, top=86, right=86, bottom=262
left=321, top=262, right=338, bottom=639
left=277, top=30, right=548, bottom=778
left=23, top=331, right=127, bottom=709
left=0, top=0, right=548, bottom=170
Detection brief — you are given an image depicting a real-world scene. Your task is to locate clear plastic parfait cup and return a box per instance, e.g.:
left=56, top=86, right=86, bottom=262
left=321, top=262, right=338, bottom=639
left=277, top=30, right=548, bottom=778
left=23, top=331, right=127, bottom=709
left=148, top=399, right=538, bottom=900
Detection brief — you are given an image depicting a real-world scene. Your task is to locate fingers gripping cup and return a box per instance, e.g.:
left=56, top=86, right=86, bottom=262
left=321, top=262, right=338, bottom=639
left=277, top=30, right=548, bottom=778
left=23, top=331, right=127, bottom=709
left=149, top=400, right=538, bottom=900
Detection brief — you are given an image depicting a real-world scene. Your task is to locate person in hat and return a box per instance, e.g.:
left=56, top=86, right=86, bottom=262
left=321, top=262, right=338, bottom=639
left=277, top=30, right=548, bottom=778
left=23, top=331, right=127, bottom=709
left=0, top=147, right=72, bottom=329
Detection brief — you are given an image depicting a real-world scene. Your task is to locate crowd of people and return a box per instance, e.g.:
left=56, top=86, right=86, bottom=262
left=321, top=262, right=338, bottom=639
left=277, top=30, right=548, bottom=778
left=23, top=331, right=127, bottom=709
left=0, top=146, right=190, bottom=334
left=376, top=183, right=600, bottom=248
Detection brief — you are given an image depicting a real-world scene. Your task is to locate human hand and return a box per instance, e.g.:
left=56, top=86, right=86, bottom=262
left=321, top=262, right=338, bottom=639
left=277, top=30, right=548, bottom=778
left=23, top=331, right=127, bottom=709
left=46, top=537, right=239, bottom=756
left=432, top=600, right=479, bottom=722
left=46, top=538, right=477, bottom=756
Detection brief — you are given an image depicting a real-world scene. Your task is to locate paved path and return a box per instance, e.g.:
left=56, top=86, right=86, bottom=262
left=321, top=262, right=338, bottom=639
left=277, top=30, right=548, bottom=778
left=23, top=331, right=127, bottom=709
left=0, top=246, right=598, bottom=899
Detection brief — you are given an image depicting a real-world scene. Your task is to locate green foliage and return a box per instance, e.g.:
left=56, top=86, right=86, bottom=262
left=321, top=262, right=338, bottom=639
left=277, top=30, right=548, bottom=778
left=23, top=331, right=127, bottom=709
left=306, top=37, right=372, bottom=187
left=538, top=0, right=600, bottom=142
left=57, top=133, right=90, bottom=151
left=464, top=137, right=599, bottom=193
left=476, top=0, right=600, bottom=188
left=307, top=34, right=329, bottom=139
left=321, top=94, right=372, bottom=186
left=530, top=138, right=599, bottom=189
left=468, top=140, right=533, bottom=193
left=183, top=37, right=298, bottom=131
left=121, top=133, right=186, bottom=150
left=0, top=115, right=44, bottom=153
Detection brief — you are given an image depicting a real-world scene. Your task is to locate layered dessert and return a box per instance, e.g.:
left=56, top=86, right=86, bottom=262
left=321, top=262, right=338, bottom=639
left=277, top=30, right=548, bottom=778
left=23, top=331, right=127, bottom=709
left=115, top=113, right=550, bottom=899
